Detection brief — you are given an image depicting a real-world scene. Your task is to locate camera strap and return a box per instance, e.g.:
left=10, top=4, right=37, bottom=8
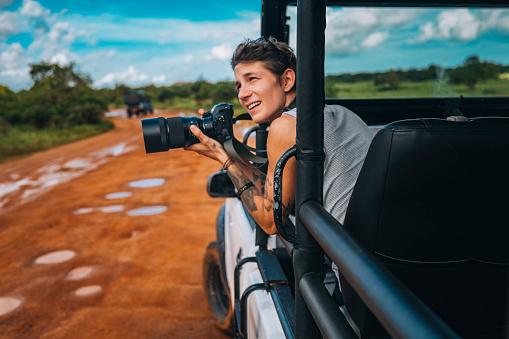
left=223, top=113, right=268, bottom=168
left=223, top=136, right=267, bottom=168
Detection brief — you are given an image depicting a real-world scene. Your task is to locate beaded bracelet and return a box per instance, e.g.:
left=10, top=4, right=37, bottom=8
left=222, top=157, right=235, bottom=171
left=236, top=182, right=254, bottom=199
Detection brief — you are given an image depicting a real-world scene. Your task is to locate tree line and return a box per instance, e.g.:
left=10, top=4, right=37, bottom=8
left=325, top=55, right=508, bottom=95
left=1, top=55, right=507, bottom=132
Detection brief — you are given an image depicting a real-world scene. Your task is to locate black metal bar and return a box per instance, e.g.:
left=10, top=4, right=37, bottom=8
left=255, top=123, right=270, bottom=249
left=240, top=283, right=266, bottom=338
left=277, top=233, right=294, bottom=256
left=234, top=257, right=258, bottom=300
left=294, top=0, right=327, bottom=338
left=288, top=0, right=509, bottom=7
left=261, top=0, right=290, bottom=42
left=269, top=284, right=296, bottom=339
left=300, top=200, right=461, bottom=339
left=273, top=146, right=298, bottom=244
left=299, top=273, right=358, bottom=339
left=256, top=251, right=289, bottom=284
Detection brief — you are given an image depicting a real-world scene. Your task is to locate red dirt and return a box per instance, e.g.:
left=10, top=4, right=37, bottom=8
left=0, top=109, right=251, bottom=338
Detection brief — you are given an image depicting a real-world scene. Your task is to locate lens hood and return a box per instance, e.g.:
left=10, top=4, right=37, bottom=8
left=142, top=117, right=169, bottom=153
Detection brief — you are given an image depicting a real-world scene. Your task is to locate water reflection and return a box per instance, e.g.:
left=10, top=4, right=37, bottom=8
left=35, top=250, right=76, bottom=264
left=105, top=192, right=132, bottom=199
left=128, top=178, right=165, bottom=188
left=127, top=206, right=168, bottom=216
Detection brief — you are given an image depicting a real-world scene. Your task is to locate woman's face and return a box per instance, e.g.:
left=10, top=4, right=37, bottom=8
left=234, top=61, right=289, bottom=123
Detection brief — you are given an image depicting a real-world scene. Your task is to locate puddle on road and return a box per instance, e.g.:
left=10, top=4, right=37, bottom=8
left=0, top=297, right=21, bottom=317
left=128, top=178, right=165, bottom=188
left=35, top=250, right=76, bottom=264
left=105, top=192, right=132, bottom=199
left=74, top=285, right=102, bottom=297
left=74, top=208, right=94, bottom=215
left=127, top=206, right=168, bottom=216
left=63, top=158, right=90, bottom=169
left=98, top=205, right=124, bottom=213
left=66, top=266, right=94, bottom=280
left=74, top=205, right=124, bottom=214
left=0, top=141, right=138, bottom=210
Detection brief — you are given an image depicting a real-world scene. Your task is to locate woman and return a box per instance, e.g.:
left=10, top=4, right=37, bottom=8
left=186, top=37, right=373, bottom=242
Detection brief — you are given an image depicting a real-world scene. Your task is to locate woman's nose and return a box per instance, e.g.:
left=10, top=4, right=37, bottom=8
left=238, top=86, right=251, bottom=100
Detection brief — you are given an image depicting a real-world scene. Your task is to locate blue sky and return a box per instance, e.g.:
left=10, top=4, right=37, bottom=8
left=1, top=0, right=509, bottom=91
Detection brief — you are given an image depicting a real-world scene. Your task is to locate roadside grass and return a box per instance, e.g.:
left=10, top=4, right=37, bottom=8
left=0, top=121, right=114, bottom=164
left=330, top=79, right=509, bottom=98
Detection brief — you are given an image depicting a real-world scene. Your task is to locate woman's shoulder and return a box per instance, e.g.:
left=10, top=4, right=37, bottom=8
left=267, top=114, right=296, bottom=148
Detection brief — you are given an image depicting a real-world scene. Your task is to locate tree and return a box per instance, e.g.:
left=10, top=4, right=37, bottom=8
left=210, top=81, right=237, bottom=104
left=191, top=77, right=212, bottom=106
left=19, top=62, right=107, bottom=128
left=448, top=55, right=500, bottom=90
left=374, top=71, right=400, bottom=90
left=29, top=62, right=92, bottom=89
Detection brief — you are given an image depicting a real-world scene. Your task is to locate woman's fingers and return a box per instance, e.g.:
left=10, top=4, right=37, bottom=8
left=198, top=108, right=206, bottom=116
left=190, top=125, right=208, bottom=143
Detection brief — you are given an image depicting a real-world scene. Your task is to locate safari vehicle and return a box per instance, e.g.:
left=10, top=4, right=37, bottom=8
left=124, top=90, right=153, bottom=118
left=203, top=0, right=509, bottom=338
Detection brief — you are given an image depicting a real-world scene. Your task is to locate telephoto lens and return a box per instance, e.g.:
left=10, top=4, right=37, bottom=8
left=141, top=103, right=234, bottom=154
left=142, top=116, right=210, bottom=153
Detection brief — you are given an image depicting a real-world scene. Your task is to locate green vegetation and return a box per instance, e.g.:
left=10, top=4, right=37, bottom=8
left=325, top=55, right=509, bottom=98
left=1, top=55, right=508, bottom=163
left=0, top=122, right=113, bottom=164
left=0, top=62, right=111, bottom=162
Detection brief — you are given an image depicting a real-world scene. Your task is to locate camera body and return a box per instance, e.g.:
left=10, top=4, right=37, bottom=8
left=142, top=103, right=235, bottom=153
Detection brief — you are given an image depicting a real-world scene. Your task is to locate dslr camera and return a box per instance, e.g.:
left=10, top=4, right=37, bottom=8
left=141, top=103, right=235, bottom=153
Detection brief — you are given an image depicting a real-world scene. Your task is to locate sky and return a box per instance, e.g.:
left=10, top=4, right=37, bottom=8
left=1, top=0, right=509, bottom=91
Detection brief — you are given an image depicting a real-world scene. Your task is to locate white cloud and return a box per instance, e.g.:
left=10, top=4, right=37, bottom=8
left=50, top=52, right=69, bottom=66
left=0, top=11, right=19, bottom=40
left=0, top=42, right=26, bottom=70
left=480, top=9, right=509, bottom=33
left=96, top=65, right=149, bottom=87
left=361, top=32, right=388, bottom=48
left=48, top=22, right=79, bottom=43
left=20, top=0, right=49, bottom=18
left=152, top=75, right=166, bottom=83
left=324, top=8, right=416, bottom=56
left=0, top=43, right=30, bottom=88
left=415, top=9, right=482, bottom=43
left=204, top=44, right=233, bottom=61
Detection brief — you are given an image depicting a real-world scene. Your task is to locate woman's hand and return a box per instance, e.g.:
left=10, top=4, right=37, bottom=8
left=184, top=123, right=230, bottom=165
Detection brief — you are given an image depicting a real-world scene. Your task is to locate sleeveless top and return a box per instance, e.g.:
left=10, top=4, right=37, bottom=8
left=283, top=105, right=374, bottom=224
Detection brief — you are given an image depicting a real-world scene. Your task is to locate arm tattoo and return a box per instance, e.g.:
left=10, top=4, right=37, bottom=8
left=262, top=178, right=274, bottom=212
left=282, top=201, right=294, bottom=220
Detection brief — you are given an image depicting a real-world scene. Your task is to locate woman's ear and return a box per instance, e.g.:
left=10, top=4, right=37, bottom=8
left=282, top=69, right=296, bottom=93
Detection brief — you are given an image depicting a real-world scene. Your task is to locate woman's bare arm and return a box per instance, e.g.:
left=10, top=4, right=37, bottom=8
left=186, top=115, right=296, bottom=235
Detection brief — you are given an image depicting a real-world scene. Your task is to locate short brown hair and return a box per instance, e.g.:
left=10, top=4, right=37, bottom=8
left=231, top=37, right=296, bottom=83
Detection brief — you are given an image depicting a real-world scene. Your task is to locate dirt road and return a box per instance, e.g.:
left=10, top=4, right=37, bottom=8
left=0, top=109, right=251, bottom=338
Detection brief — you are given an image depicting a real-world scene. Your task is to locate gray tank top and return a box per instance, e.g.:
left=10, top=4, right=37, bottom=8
left=283, top=105, right=373, bottom=224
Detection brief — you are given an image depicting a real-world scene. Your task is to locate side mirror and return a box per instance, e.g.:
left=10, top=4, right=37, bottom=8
left=207, top=171, right=236, bottom=198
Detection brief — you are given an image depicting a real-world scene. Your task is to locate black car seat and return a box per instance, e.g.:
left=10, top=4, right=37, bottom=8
left=341, top=117, right=509, bottom=338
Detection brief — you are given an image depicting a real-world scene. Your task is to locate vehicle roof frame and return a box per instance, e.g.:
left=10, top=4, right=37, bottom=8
left=281, top=0, right=509, bottom=338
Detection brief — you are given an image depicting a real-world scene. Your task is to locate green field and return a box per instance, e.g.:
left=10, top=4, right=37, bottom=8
left=327, top=78, right=509, bottom=99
